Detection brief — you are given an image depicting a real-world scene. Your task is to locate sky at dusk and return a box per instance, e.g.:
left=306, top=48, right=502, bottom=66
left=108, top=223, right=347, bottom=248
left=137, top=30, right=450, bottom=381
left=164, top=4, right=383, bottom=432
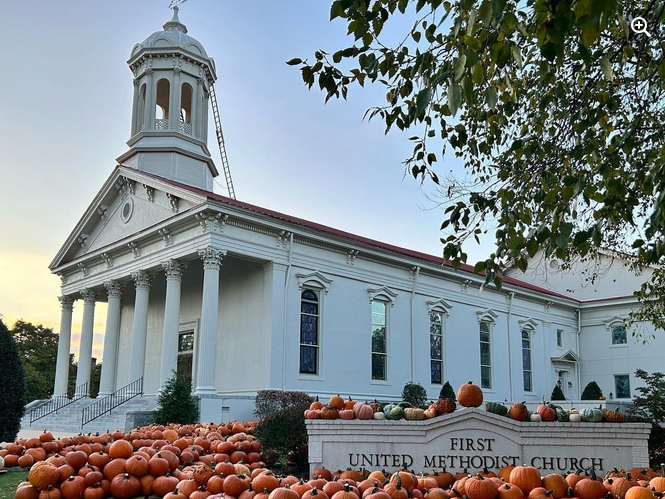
left=0, top=0, right=490, bottom=360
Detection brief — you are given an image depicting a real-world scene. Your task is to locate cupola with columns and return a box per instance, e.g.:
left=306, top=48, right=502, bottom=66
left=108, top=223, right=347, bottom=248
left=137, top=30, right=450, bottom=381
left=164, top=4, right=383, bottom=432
left=117, top=7, right=219, bottom=190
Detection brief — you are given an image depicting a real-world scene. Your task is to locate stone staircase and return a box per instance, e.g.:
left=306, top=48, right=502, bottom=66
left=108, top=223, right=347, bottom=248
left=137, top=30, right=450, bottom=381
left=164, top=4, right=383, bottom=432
left=21, top=396, right=157, bottom=436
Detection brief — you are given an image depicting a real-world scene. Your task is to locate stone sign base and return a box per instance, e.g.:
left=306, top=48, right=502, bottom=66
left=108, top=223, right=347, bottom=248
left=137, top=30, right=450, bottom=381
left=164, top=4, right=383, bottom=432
left=306, top=408, right=650, bottom=475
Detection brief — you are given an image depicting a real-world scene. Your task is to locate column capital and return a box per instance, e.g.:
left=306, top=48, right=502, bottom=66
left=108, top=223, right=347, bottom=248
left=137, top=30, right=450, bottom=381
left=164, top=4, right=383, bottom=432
left=80, top=288, right=97, bottom=304
left=131, top=270, right=153, bottom=290
left=58, top=295, right=75, bottom=312
left=198, top=247, right=225, bottom=270
left=104, top=280, right=124, bottom=298
left=163, top=259, right=187, bottom=280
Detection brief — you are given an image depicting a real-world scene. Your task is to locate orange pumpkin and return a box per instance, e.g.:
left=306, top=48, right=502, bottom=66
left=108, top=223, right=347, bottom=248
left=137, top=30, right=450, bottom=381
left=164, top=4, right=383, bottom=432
left=465, top=475, right=498, bottom=499
left=29, top=464, right=59, bottom=491
left=457, top=382, right=483, bottom=407
left=329, top=395, right=345, bottom=410
left=542, top=474, right=568, bottom=499
left=612, top=474, right=639, bottom=499
left=509, top=466, right=541, bottom=496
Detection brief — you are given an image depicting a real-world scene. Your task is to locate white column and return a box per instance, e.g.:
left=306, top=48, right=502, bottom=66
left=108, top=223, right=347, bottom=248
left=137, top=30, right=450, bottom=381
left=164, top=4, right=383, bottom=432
left=195, top=78, right=205, bottom=139
left=194, top=247, right=225, bottom=396
left=98, top=281, right=123, bottom=397
left=145, top=68, right=155, bottom=130
left=159, top=260, right=187, bottom=387
left=169, top=68, right=182, bottom=130
left=131, top=78, right=140, bottom=136
left=75, top=289, right=96, bottom=395
left=53, top=296, right=75, bottom=396
left=128, top=270, right=152, bottom=385
left=263, top=263, right=287, bottom=389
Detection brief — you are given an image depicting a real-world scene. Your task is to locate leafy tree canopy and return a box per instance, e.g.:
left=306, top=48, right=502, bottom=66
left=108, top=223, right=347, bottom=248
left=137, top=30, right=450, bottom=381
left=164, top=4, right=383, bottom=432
left=11, top=320, right=59, bottom=402
left=290, top=0, right=665, bottom=324
left=0, top=318, right=27, bottom=442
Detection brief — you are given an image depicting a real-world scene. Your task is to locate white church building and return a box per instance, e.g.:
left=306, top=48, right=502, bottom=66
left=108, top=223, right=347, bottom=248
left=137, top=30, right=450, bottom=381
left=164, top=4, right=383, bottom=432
left=45, top=9, right=660, bottom=424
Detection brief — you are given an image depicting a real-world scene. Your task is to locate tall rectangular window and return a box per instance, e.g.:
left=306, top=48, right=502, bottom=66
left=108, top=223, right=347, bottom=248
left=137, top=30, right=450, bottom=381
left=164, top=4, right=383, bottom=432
left=430, top=312, right=443, bottom=384
left=556, top=329, right=563, bottom=348
left=299, top=289, right=319, bottom=375
left=612, top=325, right=627, bottom=345
left=479, top=321, right=492, bottom=389
left=522, top=330, right=533, bottom=392
left=371, top=301, right=387, bottom=380
left=615, top=374, right=631, bottom=399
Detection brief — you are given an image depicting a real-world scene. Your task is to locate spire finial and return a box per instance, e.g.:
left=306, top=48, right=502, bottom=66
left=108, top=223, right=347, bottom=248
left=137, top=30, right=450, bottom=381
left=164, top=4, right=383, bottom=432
left=163, top=4, right=188, bottom=33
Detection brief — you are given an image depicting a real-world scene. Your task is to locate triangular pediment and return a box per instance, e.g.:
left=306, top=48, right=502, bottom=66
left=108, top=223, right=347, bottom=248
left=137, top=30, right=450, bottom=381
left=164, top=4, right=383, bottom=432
left=50, top=166, right=206, bottom=270
left=551, top=349, right=581, bottom=363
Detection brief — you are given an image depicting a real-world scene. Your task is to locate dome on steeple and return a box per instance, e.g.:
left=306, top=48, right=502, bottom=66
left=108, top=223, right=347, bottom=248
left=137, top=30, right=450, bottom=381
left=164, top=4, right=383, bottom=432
left=129, top=7, right=214, bottom=67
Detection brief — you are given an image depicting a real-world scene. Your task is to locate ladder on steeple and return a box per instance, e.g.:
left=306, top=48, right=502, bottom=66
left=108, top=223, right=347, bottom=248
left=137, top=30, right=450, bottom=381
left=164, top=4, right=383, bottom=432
left=209, top=82, right=236, bottom=200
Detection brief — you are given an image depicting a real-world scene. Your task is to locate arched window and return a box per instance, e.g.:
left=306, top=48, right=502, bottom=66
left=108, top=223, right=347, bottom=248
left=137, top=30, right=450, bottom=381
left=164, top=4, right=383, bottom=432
left=155, top=79, right=170, bottom=126
left=522, top=329, right=533, bottom=392
left=299, top=289, right=319, bottom=375
left=479, top=321, right=492, bottom=389
left=180, top=83, right=193, bottom=132
left=138, top=84, right=146, bottom=130
left=429, top=312, right=444, bottom=384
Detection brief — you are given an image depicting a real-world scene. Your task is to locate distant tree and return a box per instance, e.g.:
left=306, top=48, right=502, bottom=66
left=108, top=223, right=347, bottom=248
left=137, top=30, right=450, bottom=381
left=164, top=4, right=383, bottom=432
left=439, top=381, right=456, bottom=401
left=10, top=320, right=59, bottom=402
left=581, top=381, right=603, bottom=400
left=630, top=369, right=665, bottom=422
left=0, top=318, right=27, bottom=441
left=402, top=382, right=427, bottom=408
left=551, top=384, right=566, bottom=401
left=153, top=372, right=199, bottom=424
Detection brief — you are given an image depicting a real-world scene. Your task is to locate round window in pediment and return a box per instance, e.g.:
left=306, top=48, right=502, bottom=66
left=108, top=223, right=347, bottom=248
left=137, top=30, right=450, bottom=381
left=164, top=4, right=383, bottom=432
left=120, top=198, right=134, bottom=223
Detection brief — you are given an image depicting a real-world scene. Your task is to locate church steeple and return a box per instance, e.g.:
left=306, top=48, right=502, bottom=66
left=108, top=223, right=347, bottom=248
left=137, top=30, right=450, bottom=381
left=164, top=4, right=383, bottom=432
left=117, top=8, right=219, bottom=190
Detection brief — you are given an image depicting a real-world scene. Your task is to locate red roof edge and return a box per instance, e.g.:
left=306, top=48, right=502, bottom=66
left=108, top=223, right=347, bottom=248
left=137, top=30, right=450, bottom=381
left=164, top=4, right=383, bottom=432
left=136, top=169, right=579, bottom=303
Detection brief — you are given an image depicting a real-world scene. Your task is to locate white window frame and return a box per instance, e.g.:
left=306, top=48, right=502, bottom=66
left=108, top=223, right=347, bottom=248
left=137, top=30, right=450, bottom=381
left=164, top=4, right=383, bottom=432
left=429, top=311, right=445, bottom=385
left=611, top=324, right=628, bottom=345
left=522, top=328, right=534, bottom=393
left=614, top=373, right=631, bottom=399
left=479, top=321, right=493, bottom=390
left=299, top=288, right=321, bottom=377
left=556, top=329, right=563, bottom=348
left=371, top=299, right=389, bottom=382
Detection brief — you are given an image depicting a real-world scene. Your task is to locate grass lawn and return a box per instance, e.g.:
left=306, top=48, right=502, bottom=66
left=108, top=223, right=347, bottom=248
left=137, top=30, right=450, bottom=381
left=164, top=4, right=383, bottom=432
left=0, top=471, right=27, bottom=499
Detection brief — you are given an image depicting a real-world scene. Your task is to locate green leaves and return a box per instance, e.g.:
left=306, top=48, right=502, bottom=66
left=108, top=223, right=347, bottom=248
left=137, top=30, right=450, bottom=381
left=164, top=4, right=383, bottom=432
left=291, top=0, right=665, bottom=304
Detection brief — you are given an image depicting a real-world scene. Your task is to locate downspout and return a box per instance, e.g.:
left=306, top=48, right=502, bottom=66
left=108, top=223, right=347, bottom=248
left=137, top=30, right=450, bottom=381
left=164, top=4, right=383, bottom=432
left=410, top=266, right=421, bottom=382
left=576, top=308, right=581, bottom=399
left=507, top=292, right=515, bottom=402
left=281, top=232, right=294, bottom=390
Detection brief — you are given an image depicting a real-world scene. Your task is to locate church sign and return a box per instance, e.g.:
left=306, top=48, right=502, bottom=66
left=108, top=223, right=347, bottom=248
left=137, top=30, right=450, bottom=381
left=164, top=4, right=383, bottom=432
left=306, top=408, right=650, bottom=475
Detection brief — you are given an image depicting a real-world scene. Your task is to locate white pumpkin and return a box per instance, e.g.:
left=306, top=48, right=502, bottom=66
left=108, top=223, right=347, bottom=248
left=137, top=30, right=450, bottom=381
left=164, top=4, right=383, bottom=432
left=530, top=413, right=542, bottom=422
left=569, top=413, right=582, bottom=422
left=0, top=455, right=4, bottom=470
left=373, top=411, right=386, bottom=420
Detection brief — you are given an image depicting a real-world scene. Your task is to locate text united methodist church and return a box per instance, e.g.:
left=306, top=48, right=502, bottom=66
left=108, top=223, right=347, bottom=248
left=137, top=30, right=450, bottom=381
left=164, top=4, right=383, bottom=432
left=42, top=9, right=664, bottom=425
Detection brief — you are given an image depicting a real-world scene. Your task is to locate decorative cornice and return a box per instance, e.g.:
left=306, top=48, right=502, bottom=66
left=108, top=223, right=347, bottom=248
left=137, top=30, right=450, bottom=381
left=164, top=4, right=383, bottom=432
left=143, top=184, right=155, bottom=202
left=476, top=308, right=499, bottom=323
left=101, top=252, right=113, bottom=269
left=128, top=242, right=140, bottom=258
left=166, top=193, right=179, bottom=212
left=347, top=249, right=359, bottom=265
left=104, top=280, right=124, bottom=298
left=368, top=285, right=398, bottom=306
left=426, top=298, right=453, bottom=315
left=162, top=259, right=187, bottom=280
left=604, top=315, right=628, bottom=330
left=158, top=228, right=173, bottom=246
left=132, top=270, right=153, bottom=290
left=197, top=212, right=228, bottom=233
left=78, top=262, right=88, bottom=277
left=80, top=288, right=97, bottom=304
left=296, top=271, right=333, bottom=294
left=518, top=317, right=539, bottom=331
left=461, top=279, right=473, bottom=293
left=277, top=230, right=292, bottom=248
left=198, top=247, right=225, bottom=270
left=58, top=296, right=75, bottom=312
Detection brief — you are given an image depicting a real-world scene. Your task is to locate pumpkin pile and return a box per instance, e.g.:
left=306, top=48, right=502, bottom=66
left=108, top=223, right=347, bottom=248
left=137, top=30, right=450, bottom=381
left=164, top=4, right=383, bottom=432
left=5, top=422, right=267, bottom=499
left=487, top=401, right=626, bottom=424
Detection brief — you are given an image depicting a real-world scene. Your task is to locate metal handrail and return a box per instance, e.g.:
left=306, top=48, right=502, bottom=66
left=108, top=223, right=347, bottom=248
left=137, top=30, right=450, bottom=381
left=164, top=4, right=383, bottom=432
left=81, top=377, right=143, bottom=428
left=30, top=383, right=88, bottom=425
